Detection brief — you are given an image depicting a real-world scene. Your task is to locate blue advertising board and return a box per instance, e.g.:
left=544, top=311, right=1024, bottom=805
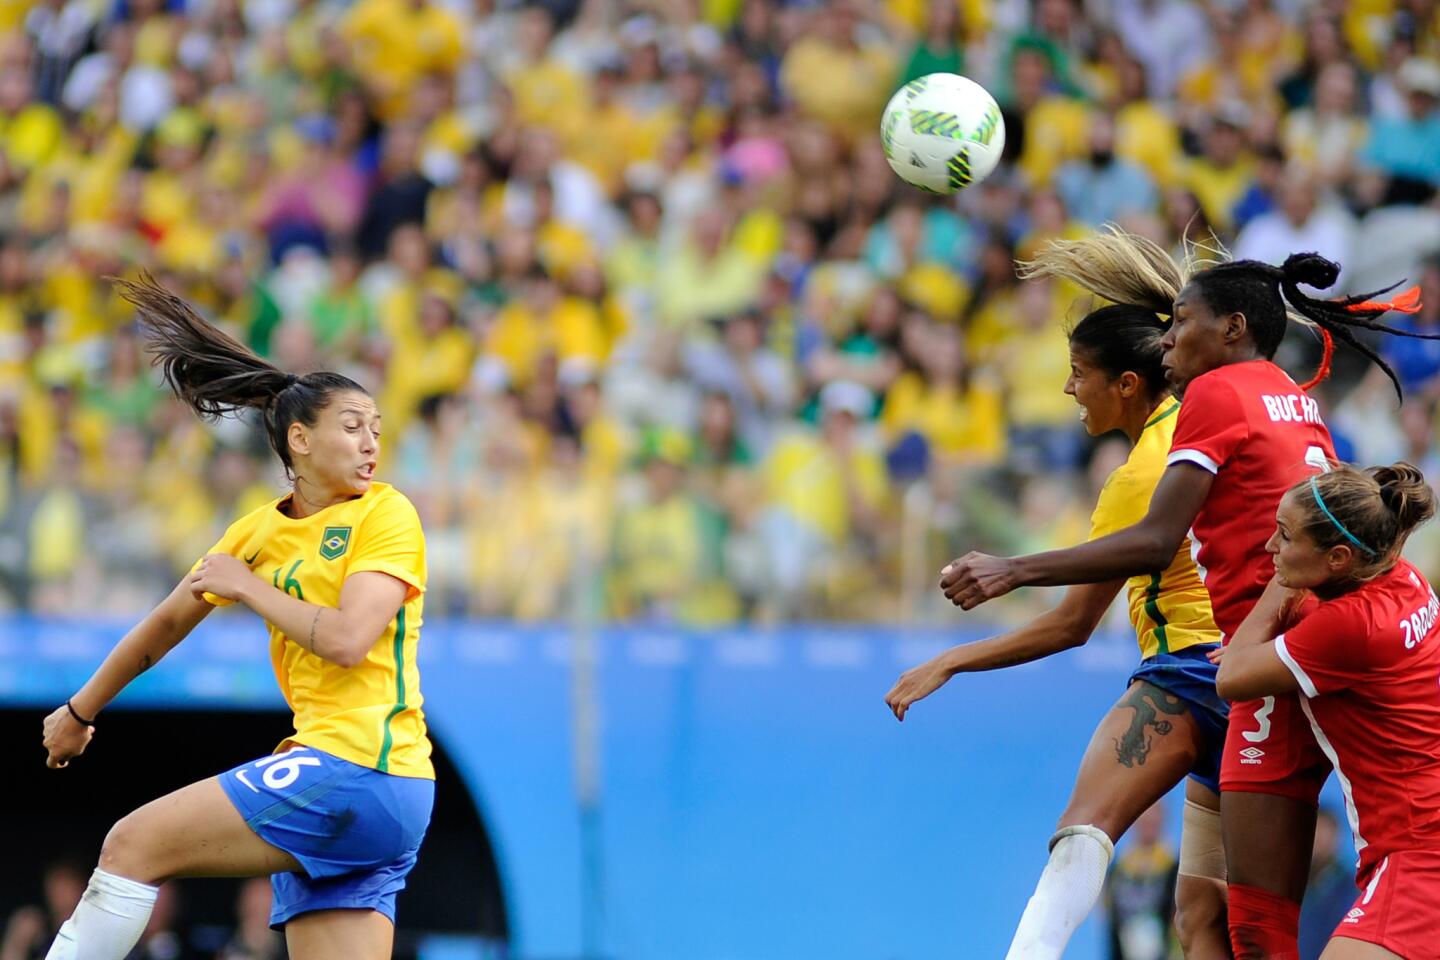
left=0, top=614, right=1194, bottom=959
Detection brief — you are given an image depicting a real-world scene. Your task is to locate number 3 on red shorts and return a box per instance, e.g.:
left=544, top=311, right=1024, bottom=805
left=1243, top=696, right=1276, bottom=743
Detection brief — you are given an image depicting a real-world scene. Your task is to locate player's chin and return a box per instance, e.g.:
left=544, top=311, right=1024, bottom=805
left=1162, top=365, right=1190, bottom=391
left=1272, top=567, right=1305, bottom=589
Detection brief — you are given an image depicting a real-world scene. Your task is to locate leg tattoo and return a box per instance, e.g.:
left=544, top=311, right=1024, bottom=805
left=1113, top=682, right=1189, bottom=768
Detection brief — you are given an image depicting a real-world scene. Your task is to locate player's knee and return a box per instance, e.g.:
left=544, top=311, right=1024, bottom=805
left=1173, top=883, right=1226, bottom=954
left=1055, top=807, right=1123, bottom=842
left=98, top=813, right=159, bottom=883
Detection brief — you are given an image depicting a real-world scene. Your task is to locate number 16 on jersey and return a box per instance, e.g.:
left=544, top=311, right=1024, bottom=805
left=233, top=747, right=323, bottom=793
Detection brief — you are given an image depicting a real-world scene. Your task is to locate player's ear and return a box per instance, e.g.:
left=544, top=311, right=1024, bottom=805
left=1326, top=544, right=1355, bottom=573
left=1116, top=370, right=1140, bottom=398
left=1222, top=310, right=1249, bottom=347
left=287, top=420, right=310, bottom=458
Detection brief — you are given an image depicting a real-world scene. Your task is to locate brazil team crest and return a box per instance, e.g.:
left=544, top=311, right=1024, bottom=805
left=320, top=526, right=351, bottom=560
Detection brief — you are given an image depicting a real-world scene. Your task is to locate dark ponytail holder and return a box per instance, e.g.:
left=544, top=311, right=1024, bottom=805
left=263, top=373, right=301, bottom=413
left=1280, top=252, right=1342, bottom=292
left=1377, top=473, right=1406, bottom=515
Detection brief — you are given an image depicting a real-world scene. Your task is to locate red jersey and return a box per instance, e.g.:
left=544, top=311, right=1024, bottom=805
left=1167, top=360, right=1335, bottom=636
left=1274, top=560, right=1440, bottom=876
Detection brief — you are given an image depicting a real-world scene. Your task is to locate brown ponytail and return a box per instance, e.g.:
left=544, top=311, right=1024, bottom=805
left=1372, top=463, right=1437, bottom=536
left=116, top=273, right=368, bottom=476
left=114, top=273, right=293, bottom=418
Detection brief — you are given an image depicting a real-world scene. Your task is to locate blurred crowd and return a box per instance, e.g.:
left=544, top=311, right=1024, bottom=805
left=7, top=0, right=1440, bottom=621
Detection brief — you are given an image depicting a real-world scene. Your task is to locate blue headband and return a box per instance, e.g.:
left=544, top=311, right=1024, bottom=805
left=1310, top=476, right=1378, bottom=557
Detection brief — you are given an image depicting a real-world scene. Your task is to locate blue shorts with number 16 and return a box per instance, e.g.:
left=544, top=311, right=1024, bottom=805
left=218, top=746, right=434, bottom=928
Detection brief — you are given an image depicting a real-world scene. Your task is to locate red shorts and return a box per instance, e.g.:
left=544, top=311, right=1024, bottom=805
left=1219, top=694, right=1330, bottom=803
left=1334, top=850, right=1440, bottom=958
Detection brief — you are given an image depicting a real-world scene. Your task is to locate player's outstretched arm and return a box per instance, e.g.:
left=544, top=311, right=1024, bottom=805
left=939, top=463, right=1214, bottom=610
left=190, top=554, right=408, bottom=668
left=42, top=578, right=214, bottom=768
left=886, top=579, right=1124, bottom=721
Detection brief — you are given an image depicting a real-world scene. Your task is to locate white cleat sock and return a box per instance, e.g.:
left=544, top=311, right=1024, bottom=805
left=44, top=868, right=159, bottom=960
left=1005, top=824, right=1114, bottom=960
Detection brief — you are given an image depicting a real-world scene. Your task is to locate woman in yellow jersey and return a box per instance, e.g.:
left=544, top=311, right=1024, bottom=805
left=38, top=277, right=433, bottom=960
left=886, top=238, right=1231, bottom=958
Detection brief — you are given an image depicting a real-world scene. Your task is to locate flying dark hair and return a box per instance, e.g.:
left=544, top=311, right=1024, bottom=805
left=1186, top=252, right=1435, bottom=399
left=114, top=274, right=368, bottom=477
left=1067, top=304, right=1168, bottom=396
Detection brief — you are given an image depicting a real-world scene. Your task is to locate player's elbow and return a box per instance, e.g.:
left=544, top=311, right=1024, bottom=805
left=327, top=635, right=378, bottom=669
left=1214, top=669, right=1237, bottom=700
left=329, top=647, right=368, bottom=669
left=1215, top=663, right=1253, bottom=701
left=1134, top=533, right=1179, bottom=572
left=324, top=632, right=375, bottom=669
left=323, top=611, right=389, bottom=668
left=1052, top=615, right=1093, bottom=650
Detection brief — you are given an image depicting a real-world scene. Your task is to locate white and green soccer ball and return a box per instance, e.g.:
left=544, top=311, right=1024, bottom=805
left=880, top=73, right=1006, bottom=195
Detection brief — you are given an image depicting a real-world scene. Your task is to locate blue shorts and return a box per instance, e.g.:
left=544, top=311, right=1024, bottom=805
left=1127, top=646, right=1230, bottom=795
left=218, top=746, right=434, bottom=928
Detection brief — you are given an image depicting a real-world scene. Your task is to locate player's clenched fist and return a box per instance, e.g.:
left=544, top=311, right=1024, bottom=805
left=188, top=553, right=256, bottom=602
left=42, top=704, right=94, bottom=769
left=939, top=552, right=1019, bottom=609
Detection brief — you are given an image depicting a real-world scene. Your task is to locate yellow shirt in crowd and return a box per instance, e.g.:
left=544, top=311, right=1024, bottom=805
left=881, top=372, right=1006, bottom=463
left=763, top=432, right=888, bottom=543
left=780, top=38, right=895, bottom=143
left=341, top=0, right=464, bottom=119
left=201, top=482, right=434, bottom=779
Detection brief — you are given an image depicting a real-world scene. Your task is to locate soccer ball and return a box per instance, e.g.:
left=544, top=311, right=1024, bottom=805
left=880, top=73, right=1006, bottom=195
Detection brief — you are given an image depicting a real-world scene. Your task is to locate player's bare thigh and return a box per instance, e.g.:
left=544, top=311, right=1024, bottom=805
left=286, top=909, right=394, bottom=960
left=1221, top=791, right=1316, bottom=902
left=1321, top=937, right=1404, bottom=960
left=99, top=777, right=302, bottom=884
left=1058, top=679, right=1207, bottom=839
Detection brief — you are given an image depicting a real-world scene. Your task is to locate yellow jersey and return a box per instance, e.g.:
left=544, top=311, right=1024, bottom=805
left=1088, top=399, right=1219, bottom=659
left=202, top=482, right=433, bottom=779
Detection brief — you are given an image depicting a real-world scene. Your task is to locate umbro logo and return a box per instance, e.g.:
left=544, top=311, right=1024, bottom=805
left=1344, top=907, right=1364, bottom=923
left=1239, top=746, right=1265, bottom=764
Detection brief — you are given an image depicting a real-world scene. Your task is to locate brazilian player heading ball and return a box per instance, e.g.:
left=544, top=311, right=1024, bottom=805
left=40, top=276, right=433, bottom=960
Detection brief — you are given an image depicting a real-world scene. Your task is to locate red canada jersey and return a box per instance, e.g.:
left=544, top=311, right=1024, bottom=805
left=1275, top=560, right=1440, bottom=877
left=1167, top=360, right=1336, bottom=637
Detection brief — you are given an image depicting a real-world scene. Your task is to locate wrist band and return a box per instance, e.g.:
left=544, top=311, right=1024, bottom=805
left=66, top=699, right=96, bottom=726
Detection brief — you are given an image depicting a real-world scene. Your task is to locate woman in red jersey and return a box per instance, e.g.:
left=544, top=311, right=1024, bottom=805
left=939, top=239, right=1433, bottom=958
left=1218, top=463, right=1440, bottom=960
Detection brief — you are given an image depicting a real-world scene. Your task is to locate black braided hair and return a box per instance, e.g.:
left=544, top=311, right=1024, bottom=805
left=1187, top=253, right=1440, bottom=399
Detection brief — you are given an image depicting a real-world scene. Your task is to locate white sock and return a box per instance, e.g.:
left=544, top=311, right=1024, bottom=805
left=44, top=869, right=159, bottom=960
left=1005, top=825, right=1114, bottom=960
